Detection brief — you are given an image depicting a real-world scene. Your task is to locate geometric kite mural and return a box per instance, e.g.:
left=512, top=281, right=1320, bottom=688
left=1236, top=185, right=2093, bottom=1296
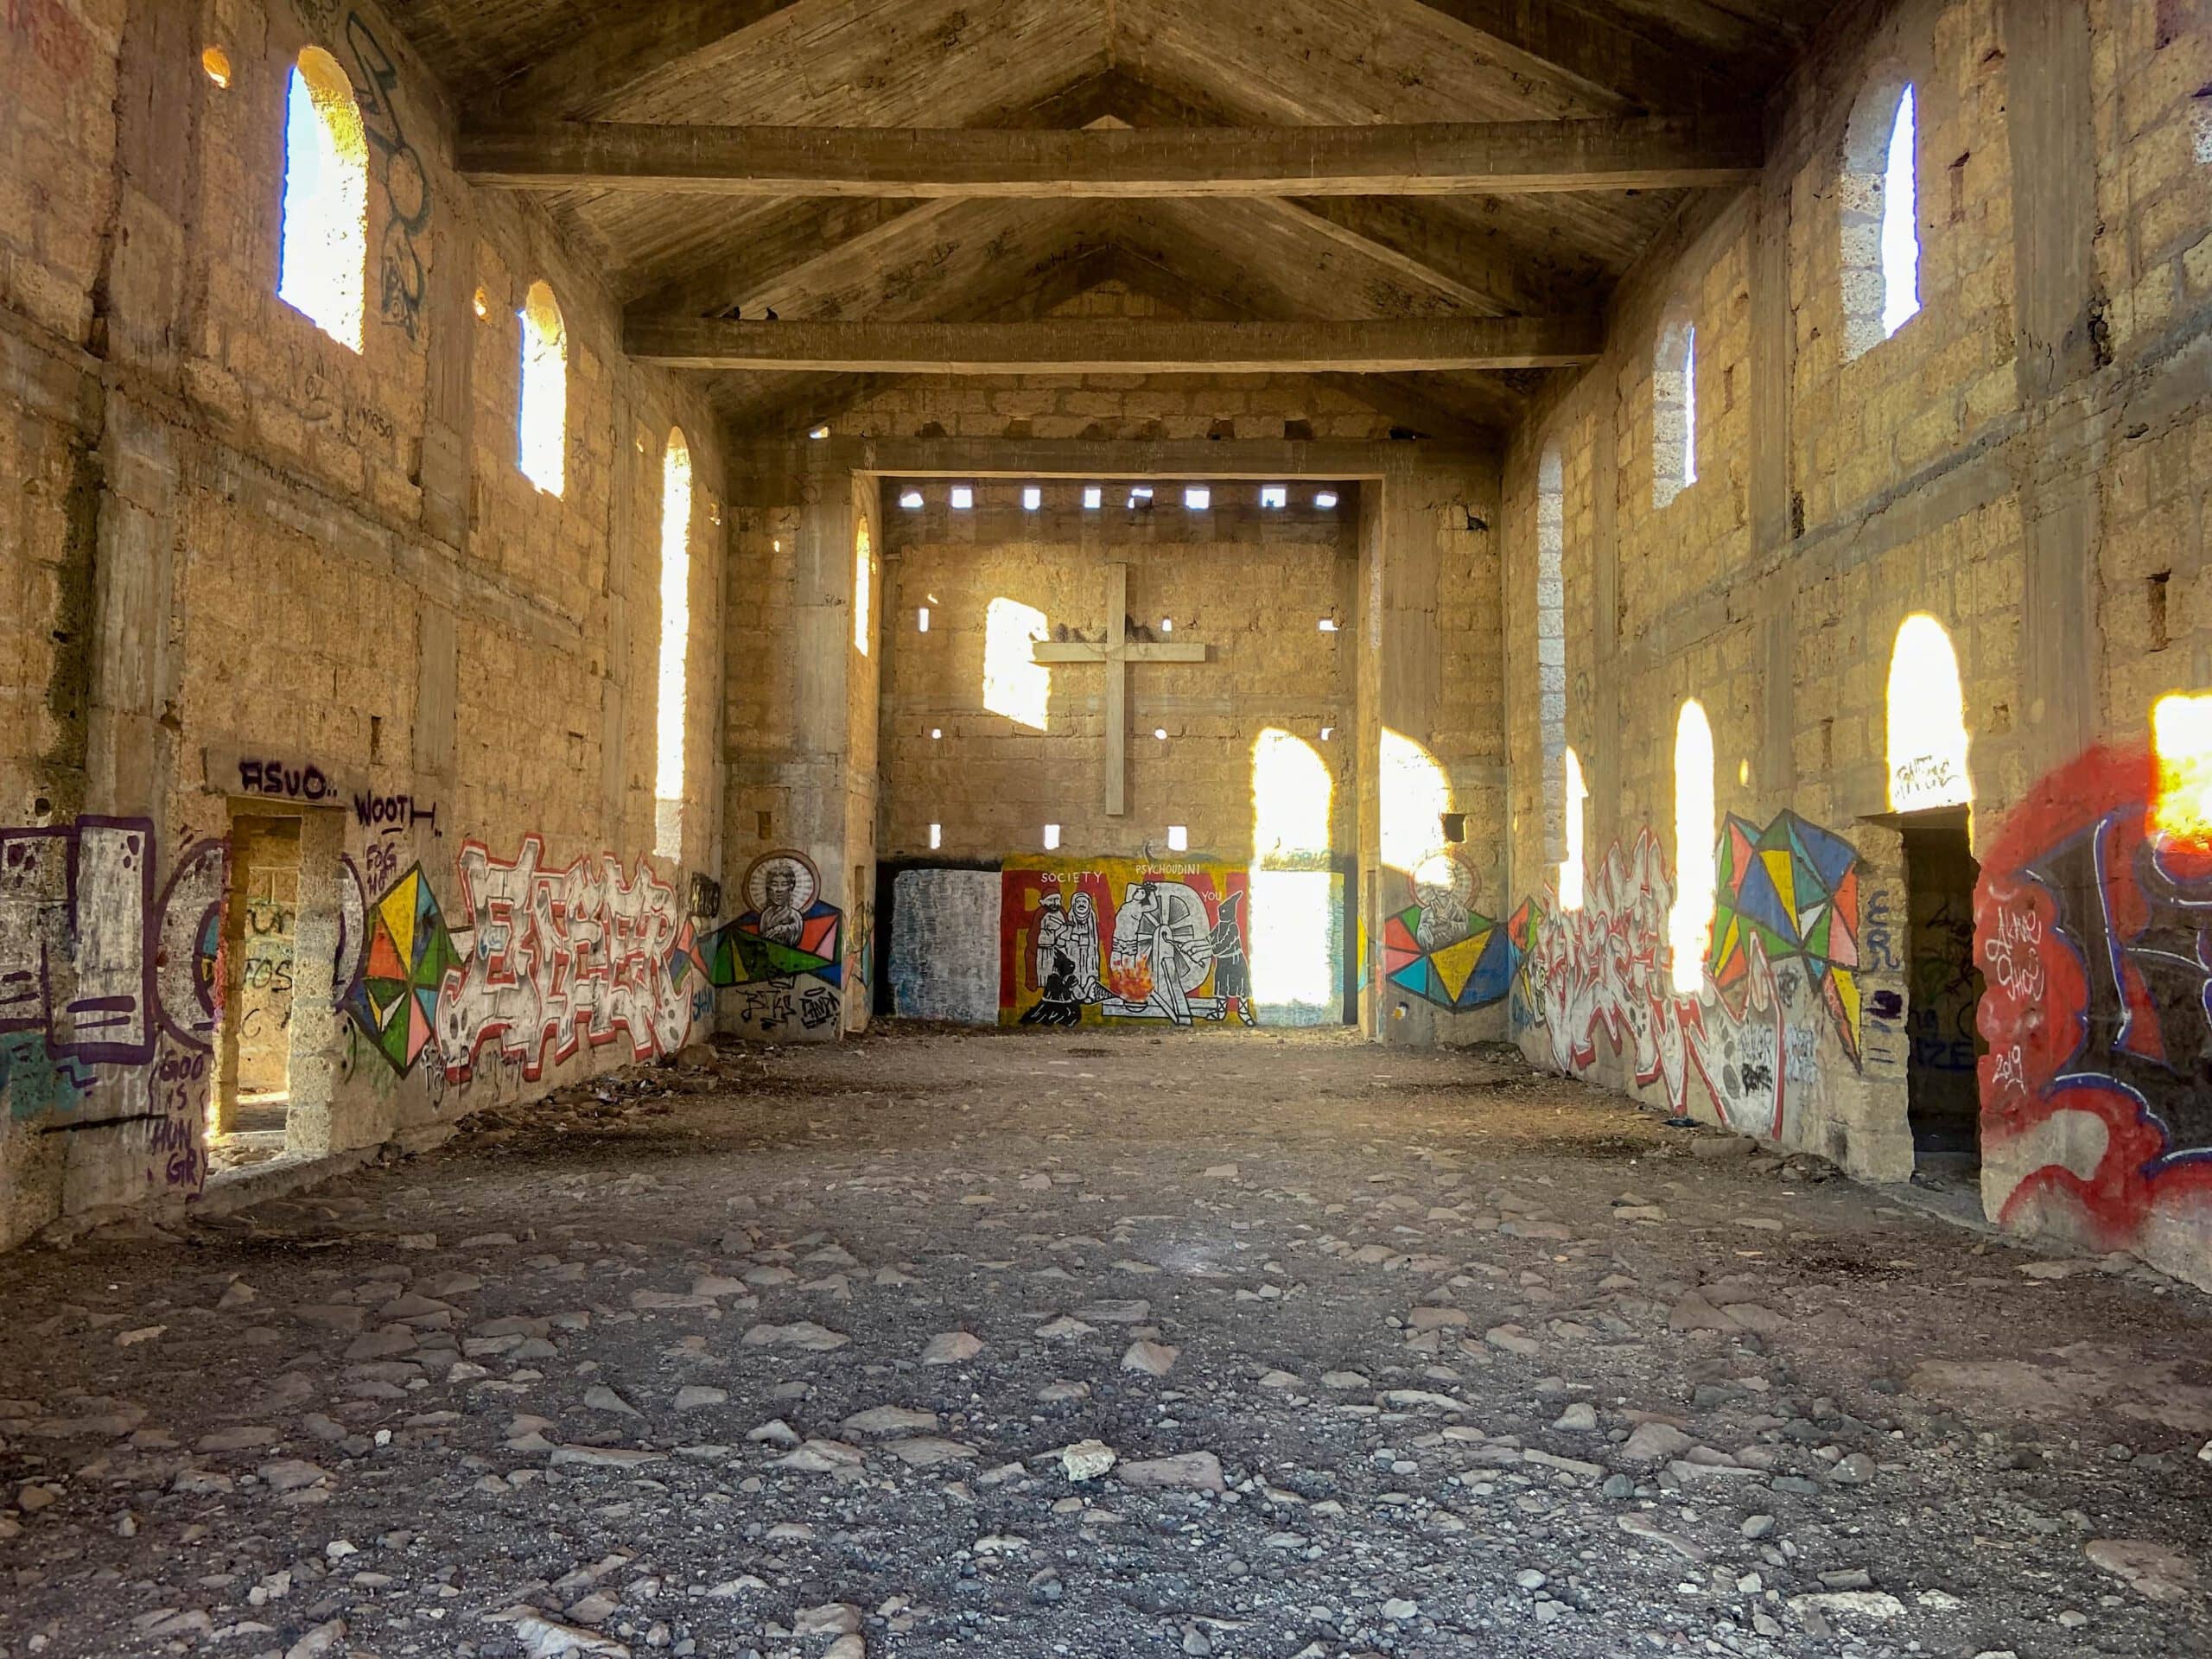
left=1707, top=808, right=1865, bottom=1061
left=1382, top=903, right=1519, bottom=1011
left=706, top=906, right=845, bottom=988
left=342, top=864, right=461, bottom=1075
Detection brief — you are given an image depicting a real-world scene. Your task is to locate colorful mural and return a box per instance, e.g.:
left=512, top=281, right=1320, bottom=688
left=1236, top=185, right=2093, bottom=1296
left=706, top=852, right=846, bottom=1037
left=342, top=863, right=460, bottom=1075
left=1383, top=851, right=1519, bottom=1012
left=1001, top=860, right=1256, bottom=1028
left=1975, top=742, right=2212, bottom=1256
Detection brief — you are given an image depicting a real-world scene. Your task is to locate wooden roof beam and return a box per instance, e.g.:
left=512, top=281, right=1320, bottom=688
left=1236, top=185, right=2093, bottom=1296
left=626, top=317, right=1600, bottom=373
left=464, top=116, right=1759, bottom=196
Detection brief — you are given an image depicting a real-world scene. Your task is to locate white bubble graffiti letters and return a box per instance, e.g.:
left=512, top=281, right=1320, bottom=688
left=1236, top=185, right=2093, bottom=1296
left=435, top=836, right=692, bottom=1082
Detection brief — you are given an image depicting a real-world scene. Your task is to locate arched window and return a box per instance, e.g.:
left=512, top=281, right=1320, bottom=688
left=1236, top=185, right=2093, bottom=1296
left=653, top=429, right=693, bottom=860
left=278, top=48, right=368, bottom=352
left=518, top=281, right=567, bottom=496
left=1668, top=699, right=1715, bottom=994
left=1535, top=444, right=1567, bottom=865
left=1843, top=79, right=1921, bottom=359
left=854, top=518, right=874, bottom=656
left=1653, top=310, right=1696, bottom=508
left=1885, top=613, right=1971, bottom=810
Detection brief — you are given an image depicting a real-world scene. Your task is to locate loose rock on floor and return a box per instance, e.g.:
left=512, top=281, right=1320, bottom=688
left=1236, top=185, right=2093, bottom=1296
left=0, top=1028, right=2208, bottom=1657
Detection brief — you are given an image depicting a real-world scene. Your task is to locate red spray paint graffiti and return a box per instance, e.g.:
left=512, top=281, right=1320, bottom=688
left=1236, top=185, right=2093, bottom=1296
left=1975, top=743, right=2212, bottom=1250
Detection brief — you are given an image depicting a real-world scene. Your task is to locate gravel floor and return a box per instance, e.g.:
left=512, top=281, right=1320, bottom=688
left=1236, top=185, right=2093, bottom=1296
left=2, top=1026, right=2209, bottom=1659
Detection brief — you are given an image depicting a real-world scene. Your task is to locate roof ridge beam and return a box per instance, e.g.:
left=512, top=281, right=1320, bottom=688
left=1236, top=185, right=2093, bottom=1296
left=464, top=116, right=1760, bottom=196
left=625, top=316, right=1600, bottom=373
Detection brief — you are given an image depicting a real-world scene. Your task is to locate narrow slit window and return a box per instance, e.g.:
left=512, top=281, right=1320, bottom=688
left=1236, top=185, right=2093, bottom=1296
left=1084, top=486, right=1103, bottom=510
left=1022, top=486, right=1043, bottom=511
left=854, top=518, right=873, bottom=656
left=652, top=429, right=693, bottom=859
left=1043, top=823, right=1062, bottom=851
left=1843, top=76, right=1923, bottom=359
left=1167, top=825, right=1189, bottom=853
left=518, top=281, right=567, bottom=496
left=918, top=606, right=931, bottom=633
left=930, top=823, right=944, bottom=851
left=1535, top=444, right=1567, bottom=866
left=1653, top=309, right=1696, bottom=508
left=278, top=48, right=369, bottom=352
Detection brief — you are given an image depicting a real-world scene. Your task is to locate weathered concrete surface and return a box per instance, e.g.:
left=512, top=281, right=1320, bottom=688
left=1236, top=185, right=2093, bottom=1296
left=2, top=1029, right=2208, bottom=1657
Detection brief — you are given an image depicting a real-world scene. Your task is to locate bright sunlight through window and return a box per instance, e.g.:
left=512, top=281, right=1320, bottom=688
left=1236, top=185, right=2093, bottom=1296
left=1669, top=700, right=1715, bottom=995
left=652, top=430, right=692, bottom=858
left=518, top=281, right=567, bottom=496
left=278, top=48, right=368, bottom=352
left=854, top=518, right=873, bottom=656
left=1881, top=87, right=1922, bottom=340
left=984, top=597, right=1051, bottom=731
left=1251, top=728, right=1338, bottom=1020
left=1885, top=613, right=1972, bottom=812
left=1560, top=747, right=1587, bottom=912
left=2152, top=693, right=2212, bottom=850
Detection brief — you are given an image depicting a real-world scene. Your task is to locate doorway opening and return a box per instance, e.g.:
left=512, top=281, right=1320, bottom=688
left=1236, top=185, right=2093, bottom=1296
left=1900, top=810, right=1983, bottom=1185
left=220, top=814, right=301, bottom=1141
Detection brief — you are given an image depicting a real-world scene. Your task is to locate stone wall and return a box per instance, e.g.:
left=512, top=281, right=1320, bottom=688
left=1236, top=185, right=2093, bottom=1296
left=1497, top=0, right=2212, bottom=1287
left=0, top=0, right=731, bottom=1243
left=878, top=486, right=1359, bottom=865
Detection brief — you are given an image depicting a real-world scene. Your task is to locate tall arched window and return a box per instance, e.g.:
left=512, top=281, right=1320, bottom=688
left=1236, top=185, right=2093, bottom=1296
left=278, top=48, right=368, bottom=352
left=1668, top=699, right=1716, bottom=995
left=653, top=429, right=694, bottom=860
left=1653, top=310, right=1696, bottom=508
left=518, top=281, right=567, bottom=496
left=854, top=518, right=874, bottom=656
left=1535, top=444, right=1567, bottom=864
left=1843, top=78, right=1921, bottom=359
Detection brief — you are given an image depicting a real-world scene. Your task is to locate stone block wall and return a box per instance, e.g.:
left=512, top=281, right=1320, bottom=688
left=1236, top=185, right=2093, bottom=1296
left=1497, top=0, right=2212, bottom=1288
left=0, top=0, right=731, bottom=1244
left=877, top=486, right=1360, bottom=866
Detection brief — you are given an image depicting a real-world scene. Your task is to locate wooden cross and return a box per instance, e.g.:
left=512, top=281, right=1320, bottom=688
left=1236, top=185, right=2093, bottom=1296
left=1033, top=561, right=1208, bottom=817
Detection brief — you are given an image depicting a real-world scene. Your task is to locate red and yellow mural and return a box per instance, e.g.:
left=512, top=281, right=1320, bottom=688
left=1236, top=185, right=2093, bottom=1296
left=1001, top=859, right=1255, bottom=1028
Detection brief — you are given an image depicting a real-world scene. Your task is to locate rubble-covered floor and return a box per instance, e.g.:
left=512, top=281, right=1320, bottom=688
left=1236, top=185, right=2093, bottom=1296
left=3, top=1027, right=2209, bottom=1659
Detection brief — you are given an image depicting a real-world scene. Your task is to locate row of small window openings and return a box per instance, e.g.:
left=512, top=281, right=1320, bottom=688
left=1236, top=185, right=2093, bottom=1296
left=925, top=725, right=1336, bottom=740
left=928, top=824, right=1192, bottom=854
left=916, top=612, right=1336, bottom=636
left=899, top=485, right=1339, bottom=512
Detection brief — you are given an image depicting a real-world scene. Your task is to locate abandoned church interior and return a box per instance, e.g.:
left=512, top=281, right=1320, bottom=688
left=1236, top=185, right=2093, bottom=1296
left=4, top=0, right=2212, bottom=1653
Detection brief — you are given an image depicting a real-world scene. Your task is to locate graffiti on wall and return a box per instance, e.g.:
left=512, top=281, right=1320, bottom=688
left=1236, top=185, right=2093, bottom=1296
left=343, top=863, right=461, bottom=1075
left=704, top=852, right=845, bottom=1037
left=1975, top=743, right=2212, bottom=1251
left=0, top=820, right=229, bottom=1196
left=1001, top=860, right=1256, bottom=1028
left=342, top=12, right=429, bottom=340
left=1383, top=851, right=1520, bottom=1012
left=888, top=868, right=1002, bottom=1025
left=434, top=836, right=696, bottom=1082
left=1514, top=810, right=1869, bottom=1142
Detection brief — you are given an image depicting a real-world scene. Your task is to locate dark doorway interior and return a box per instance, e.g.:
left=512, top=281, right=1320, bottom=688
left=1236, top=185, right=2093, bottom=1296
left=1902, top=813, right=1984, bottom=1184
left=221, top=813, right=301, bottom=1137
